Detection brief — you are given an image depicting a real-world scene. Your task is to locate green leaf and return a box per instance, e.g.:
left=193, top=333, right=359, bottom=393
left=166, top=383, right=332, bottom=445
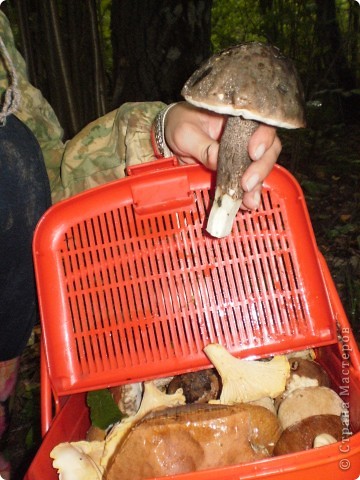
left=87, top=389, right=124, bottom=430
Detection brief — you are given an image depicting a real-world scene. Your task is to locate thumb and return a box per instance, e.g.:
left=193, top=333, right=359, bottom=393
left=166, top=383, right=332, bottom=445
left=201, top=141, right=219, bottom=170
left=173, top=125, right=219, bottom=170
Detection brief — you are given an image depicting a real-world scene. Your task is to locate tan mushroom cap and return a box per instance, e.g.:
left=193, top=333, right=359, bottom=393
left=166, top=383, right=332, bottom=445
left=277, top=386, right=345, bottom=431
left=182, top=42, right=306, bottom=129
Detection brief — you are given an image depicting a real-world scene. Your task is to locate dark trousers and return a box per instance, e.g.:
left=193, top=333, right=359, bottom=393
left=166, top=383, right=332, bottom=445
left=0, top=115, right=51, bottom=361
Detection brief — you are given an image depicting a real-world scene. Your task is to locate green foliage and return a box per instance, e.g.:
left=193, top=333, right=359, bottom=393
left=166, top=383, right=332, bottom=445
left=211, top=0, right=317, bottom=53
left=211, top=0, right=265, bottom=51
left=99, top=0, right=113, bottom=77
left=87, top=388, right=124, bottom=430
left=211, top=0, right=360, bottom=99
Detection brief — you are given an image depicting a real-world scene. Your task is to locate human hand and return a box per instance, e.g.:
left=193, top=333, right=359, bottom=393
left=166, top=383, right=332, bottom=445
left=165, top=102, right=282, bottom=210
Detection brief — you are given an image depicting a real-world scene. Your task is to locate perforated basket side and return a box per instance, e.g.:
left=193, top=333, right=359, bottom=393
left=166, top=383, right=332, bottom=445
left=34, top=164, right=336, bottom=396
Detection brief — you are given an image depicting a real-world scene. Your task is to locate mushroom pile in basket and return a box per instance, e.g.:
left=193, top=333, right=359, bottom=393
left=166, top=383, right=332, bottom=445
left=50, top=344, right=349, bottom=480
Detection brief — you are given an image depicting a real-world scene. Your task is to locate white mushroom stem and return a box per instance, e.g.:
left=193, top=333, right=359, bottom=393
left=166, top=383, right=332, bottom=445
left=206, top=116, right=259, bottom=238
left=313, top=433, right=337, bottom=448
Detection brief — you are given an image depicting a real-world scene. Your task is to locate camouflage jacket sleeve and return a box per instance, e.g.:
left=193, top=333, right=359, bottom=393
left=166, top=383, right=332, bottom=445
left=0, top=11, right=166, bottom=204
left=58, top=101, right=165, bottom=202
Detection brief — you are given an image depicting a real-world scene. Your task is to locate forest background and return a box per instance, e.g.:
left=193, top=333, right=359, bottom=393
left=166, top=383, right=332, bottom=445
left=4, top=0, right=359, bottom=329
left=1, top=1, right=360, bottom=478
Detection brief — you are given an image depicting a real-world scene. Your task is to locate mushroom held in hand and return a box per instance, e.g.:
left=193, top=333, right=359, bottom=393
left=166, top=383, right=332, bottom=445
left=182, top=42, right=306, bottom=237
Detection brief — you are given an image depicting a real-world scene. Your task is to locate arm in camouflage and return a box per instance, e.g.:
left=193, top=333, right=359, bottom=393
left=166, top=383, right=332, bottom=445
left=58, top=101, right=165, bottom=202
left=0, top=11, right=165, bottom=204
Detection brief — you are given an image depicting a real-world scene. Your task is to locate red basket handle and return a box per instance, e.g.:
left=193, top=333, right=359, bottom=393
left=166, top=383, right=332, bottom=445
left=126, top=157, right=179, bottom=176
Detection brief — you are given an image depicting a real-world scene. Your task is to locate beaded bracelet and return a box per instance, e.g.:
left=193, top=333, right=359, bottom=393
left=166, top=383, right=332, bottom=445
left=151, top=103, right=177, bottom=158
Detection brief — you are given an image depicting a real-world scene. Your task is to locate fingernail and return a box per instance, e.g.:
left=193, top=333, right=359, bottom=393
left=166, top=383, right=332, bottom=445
left=254, top=143, right=266, bottom=160
left=245, top=173, right=259, bottom=192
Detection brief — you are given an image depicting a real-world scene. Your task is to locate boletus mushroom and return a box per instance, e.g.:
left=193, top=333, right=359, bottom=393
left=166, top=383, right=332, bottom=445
left=286, top=357, right=331, bottom=389
left=274, top=414, right=343, bottom=456
left=277, top=386, right=345, bottom=431
left=182, top=42, right=306, bottom=238
left=166, top=368, right=221, bottom=403
left=274, top=386, right=346, bottom=456
left=105, top=403, right=281, bottom=480
left=275, top=357, right=331, bottom=408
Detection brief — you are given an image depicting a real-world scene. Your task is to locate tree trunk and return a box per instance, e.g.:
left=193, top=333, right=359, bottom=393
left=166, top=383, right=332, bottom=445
left=349, top=0, right=359, bottom=84
left=64, top=0, right=107, bottom=127
left=314, top=0, right=356, bottom=90
left=41, top=0, right=80, bottom=138
left=110, top=0, right=212, bottom=108
left=8, top=0, right=107, bottom=140
left=12, top=0, right=36, bottom=85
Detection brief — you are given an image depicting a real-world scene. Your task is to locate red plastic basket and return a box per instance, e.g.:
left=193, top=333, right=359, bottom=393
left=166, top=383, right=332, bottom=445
left=26, top=159, right=360, bottom=479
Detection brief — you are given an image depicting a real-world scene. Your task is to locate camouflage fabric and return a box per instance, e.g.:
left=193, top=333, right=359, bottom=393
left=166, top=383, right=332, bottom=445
left=59, top=101, right=165, bottom=202
left=0, top=11, right=165, bottom=204
left=0, top=11, right=65, bottom=199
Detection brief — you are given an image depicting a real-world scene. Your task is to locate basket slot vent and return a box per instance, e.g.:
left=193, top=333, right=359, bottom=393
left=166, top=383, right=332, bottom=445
left=59, top=187, right=310, bottom=377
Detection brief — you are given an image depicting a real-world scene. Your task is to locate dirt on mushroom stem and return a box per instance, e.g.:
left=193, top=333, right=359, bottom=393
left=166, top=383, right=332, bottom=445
left=216, top=116, right=258, bottom=196
left=206, top=116, right=258, bottom=237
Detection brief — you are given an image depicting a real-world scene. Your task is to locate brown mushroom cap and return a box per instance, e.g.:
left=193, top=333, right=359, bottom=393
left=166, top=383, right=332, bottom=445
left=274, top=414, right=343, bottom=456
left=275, top=358, right=331, bottom=409
left=166, top=368, right=221, bottom=404
left=85, top=424, right=107, bottom=442
left=182, top=42, right=306, bottom=129
left=105, top=403, right=281, bottom=480
left=287, top=358, right=331, bottom=388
